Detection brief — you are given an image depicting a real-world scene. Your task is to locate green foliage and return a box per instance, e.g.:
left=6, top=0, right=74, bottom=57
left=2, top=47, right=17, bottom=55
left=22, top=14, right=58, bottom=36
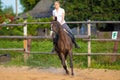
left=0, top=14, right=52, bottom=36
left=20, top=0, right=40, bottom=12
left=0, top=40, right=23, bottom=48
left=0, top=5, right=14, bottom=24
left=0, top=0, right=2, bottom=12
left=20, top=0, right=120, bottom=21
left=26, top=17, right=52, bottom=35
left=91, top=56, right=120, bottom=70
left=0, top=27, right=22, bottom=36
left=59, top=0, right=120, bottom=21
left=2, top=6, right=14, bottom=15
left=0, top=6, right=15, bottom=35
left=31, top=40, right=53, bottom=52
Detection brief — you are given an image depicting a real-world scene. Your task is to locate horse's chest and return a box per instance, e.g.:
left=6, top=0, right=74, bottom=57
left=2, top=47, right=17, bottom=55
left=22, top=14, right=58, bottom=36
left=56, top=40, right=70, bottom=51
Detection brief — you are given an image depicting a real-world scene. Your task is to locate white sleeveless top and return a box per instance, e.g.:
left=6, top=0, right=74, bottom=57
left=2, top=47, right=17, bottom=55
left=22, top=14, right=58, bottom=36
left=52, top=8, right=66, bottom=25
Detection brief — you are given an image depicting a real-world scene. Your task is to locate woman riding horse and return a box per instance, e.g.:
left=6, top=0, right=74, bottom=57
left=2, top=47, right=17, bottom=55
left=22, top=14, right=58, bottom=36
left=51, top=1, right=80, bottom=51
left=51, top=21, right=74, bottom=75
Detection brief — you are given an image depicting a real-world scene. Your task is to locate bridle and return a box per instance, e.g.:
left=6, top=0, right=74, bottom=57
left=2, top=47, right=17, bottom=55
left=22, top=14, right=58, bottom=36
left=50, top=21, right=68, bottom=35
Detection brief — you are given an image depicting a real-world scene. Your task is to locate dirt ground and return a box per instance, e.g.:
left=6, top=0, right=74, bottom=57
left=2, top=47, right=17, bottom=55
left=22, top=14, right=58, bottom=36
left=0, top=66, right=120, bottom=80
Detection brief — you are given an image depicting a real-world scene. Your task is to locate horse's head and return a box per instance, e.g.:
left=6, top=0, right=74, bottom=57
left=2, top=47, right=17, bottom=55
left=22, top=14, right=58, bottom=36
left=51, top=21, right=61, bottom=33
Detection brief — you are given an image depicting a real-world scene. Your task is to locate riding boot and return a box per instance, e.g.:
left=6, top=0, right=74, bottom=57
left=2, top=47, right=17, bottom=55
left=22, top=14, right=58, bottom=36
left=50, top=39, right=56, bottom=54
left=50, top=34, right=58, bottom=53
left=68, top=32, right=80, bottom=49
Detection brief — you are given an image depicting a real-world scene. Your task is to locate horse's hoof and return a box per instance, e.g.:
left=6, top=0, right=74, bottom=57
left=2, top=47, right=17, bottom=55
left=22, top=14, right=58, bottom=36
left=66, top=71, right=69, bottom=75
left=71, top=73, right=74, bottom=76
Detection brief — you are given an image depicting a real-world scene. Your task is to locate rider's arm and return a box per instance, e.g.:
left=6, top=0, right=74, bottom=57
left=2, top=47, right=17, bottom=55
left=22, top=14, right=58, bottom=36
left=61, top=9, right=65, bottom=24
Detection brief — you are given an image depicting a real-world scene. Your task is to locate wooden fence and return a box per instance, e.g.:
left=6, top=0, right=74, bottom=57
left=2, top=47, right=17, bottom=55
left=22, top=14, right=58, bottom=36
left=0, top=21, right=120, bottom=67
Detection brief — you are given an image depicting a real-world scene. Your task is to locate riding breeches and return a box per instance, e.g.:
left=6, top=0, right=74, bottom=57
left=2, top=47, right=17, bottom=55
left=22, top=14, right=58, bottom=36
left=62, top=23, right=73, bottom=34
left=62, top=23, right=75, bottom=40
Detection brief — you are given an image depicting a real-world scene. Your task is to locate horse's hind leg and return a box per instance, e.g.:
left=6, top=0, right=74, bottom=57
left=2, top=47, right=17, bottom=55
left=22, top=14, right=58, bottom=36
left=61, top=53, right=69, bottom=75
left=69, top=51, right=74, bottom=75
left=65, top=52, right=68, bottom=67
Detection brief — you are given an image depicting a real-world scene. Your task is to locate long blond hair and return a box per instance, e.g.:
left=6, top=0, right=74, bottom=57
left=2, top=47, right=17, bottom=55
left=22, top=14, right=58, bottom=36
left=54, top=1, right=60, bottom=5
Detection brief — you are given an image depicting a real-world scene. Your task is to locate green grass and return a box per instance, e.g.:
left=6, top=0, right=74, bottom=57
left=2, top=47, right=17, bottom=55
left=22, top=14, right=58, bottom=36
left=0, top=51, right=24, bottom=67
left=91, top=56, right=120, bottom=70
left=0, top=39, right=120, bottom=70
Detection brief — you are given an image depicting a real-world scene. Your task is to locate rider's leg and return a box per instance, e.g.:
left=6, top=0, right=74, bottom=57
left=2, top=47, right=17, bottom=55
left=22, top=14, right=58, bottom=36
left=62, top=23, right=80, bottom=48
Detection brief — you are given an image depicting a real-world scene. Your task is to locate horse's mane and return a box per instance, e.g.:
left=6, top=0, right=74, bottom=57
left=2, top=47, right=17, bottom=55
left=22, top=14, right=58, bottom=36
left=53, top=21, right=67, bottom=39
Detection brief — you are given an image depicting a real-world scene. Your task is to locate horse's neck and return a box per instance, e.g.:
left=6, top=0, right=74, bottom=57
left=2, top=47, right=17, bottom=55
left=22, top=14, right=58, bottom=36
left=58, top=28, right=66, bottom=40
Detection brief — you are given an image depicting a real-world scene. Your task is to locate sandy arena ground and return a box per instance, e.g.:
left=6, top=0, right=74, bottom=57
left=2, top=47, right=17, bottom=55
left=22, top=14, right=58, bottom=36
left=0, top=66, right=120, bottom=80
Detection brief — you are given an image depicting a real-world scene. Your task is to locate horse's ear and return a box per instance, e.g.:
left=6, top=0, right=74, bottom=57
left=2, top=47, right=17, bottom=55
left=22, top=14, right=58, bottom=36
left=55, top=17, right=57, bottom=21
left=53, top=16, right=57, bottom=21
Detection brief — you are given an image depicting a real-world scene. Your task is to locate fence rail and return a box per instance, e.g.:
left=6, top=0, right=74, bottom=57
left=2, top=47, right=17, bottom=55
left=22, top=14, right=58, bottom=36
left=0, top=21, right=120, bottom=27
left=0, top=35, right=89, bottom=39
left=0, top=48, right=24, bottom=51
left=0, top=36, right=51, bottom=39
left=84, top=39, right=120, bottom=41
left=26, top=52, right=120, bottom=56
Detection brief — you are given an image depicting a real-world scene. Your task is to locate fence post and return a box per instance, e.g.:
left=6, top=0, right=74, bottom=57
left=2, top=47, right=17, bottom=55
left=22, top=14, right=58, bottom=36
left=23, top=20, right=28, bottom=62
left=112, top=32, right=119, bottom=62
left=87, top=20, right=91, bottom=67
left=45, top=28, right=48, bottom=37
left=77, top=24, right=80, bottom=35
left=27, top=35, right=31, bottom=56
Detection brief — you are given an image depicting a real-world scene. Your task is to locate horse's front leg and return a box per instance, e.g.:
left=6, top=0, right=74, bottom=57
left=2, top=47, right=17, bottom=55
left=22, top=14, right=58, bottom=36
left=69, top=51, right=74, bottom=75
left=60, top=53, right=69, bottom=75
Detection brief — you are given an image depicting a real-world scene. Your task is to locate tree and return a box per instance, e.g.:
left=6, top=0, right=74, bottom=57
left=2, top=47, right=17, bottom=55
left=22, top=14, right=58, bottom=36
left=20, top=0, right=120, bottom=21
left=20, top=0, right=40, bottom=12
left=3, top=6, right=14, bottom=15
left=59, top=0, right=120, bottom=21
left=0, top=0, right=2, bottom=12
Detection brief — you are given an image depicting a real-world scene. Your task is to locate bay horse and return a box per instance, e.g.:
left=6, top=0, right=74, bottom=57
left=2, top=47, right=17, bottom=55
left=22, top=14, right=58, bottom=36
left=51, top=21, right=74, bottom=75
